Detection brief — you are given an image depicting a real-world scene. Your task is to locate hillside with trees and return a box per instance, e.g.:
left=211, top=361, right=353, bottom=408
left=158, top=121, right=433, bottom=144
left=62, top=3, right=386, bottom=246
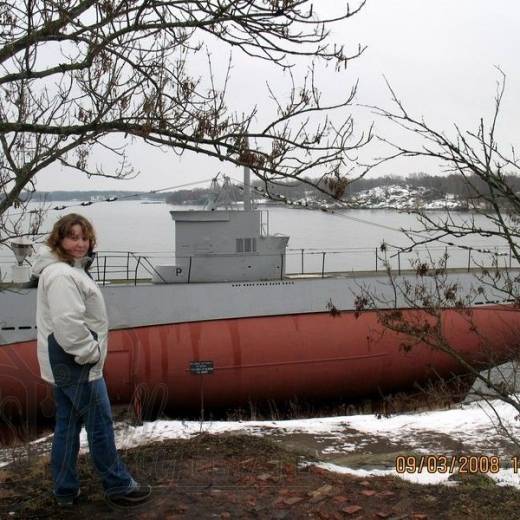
left=26, top=172, right=520, bottom=210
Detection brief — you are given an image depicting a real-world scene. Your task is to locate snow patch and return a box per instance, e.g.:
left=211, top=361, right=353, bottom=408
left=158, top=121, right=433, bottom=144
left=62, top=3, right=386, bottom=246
left=3, top=397, right=520, bottom=489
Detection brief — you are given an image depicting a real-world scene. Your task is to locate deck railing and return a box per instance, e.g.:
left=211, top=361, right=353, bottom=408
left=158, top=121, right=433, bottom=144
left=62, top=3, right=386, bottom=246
left=285, top=244, right=517, bottom=277
left=0, top=243, right=518, bottom=285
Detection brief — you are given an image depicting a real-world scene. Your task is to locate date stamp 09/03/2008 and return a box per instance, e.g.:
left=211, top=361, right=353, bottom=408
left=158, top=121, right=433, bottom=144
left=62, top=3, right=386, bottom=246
left=394, top=455, right=520, bottom=474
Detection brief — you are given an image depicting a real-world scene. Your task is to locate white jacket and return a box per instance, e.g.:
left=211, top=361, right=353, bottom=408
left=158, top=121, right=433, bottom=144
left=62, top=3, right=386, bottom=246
left=32, top=246, right=108, bottom=385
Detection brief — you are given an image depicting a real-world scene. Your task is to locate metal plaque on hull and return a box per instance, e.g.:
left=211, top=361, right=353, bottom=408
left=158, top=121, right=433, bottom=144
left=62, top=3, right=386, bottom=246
left=189, top=361, right=214, bottom=375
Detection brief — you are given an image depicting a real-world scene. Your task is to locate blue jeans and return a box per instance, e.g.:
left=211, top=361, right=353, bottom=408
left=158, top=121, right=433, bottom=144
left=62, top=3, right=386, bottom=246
left=52, top=377, right=135, bottom=498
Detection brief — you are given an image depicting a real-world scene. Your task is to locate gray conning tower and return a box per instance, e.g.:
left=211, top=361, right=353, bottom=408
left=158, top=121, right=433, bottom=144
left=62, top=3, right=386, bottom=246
left=152, top=171, right=289, bottom=283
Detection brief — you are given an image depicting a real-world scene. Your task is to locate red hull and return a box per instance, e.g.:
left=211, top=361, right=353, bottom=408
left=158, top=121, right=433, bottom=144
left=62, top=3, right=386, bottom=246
left=1, top=307, right=519, bottom=420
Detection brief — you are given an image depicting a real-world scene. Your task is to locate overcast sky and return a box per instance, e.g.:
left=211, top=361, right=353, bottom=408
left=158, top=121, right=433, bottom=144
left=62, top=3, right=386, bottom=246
left=35, top=0, right=520, bottom=192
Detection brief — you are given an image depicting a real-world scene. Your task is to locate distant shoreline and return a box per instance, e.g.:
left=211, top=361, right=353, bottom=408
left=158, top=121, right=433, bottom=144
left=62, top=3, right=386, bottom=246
left=28, top=198, right=476, bottom=212
left=23, top=185, right=480, bottom=212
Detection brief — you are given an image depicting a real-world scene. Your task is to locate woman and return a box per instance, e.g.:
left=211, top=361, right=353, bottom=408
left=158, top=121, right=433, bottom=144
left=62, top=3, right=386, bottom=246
left=32, top=213, right=151, bottom=508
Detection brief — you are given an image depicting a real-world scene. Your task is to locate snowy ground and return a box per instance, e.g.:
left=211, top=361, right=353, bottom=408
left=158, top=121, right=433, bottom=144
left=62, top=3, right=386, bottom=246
left=2, top=398, right=520, bottom=488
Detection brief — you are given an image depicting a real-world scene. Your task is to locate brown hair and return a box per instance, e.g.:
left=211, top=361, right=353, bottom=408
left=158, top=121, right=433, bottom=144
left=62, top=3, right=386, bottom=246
left=47, top=213, right=97, bottom=263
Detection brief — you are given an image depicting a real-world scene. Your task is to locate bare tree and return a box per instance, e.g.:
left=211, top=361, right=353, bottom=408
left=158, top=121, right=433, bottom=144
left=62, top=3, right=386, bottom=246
left=358, top=71, right=520, bottom=442
left=373, top=71, right=520, bottom=257
left=0, top=0, right=371, bottom=244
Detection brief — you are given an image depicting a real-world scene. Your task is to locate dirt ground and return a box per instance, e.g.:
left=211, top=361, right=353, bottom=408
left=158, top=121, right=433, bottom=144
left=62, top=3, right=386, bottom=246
left=1, top=433, right=520, bottom=520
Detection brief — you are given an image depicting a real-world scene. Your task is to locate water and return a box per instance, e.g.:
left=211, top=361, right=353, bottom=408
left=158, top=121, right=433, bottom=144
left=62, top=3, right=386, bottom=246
left=1, top=201, right=515, bottom=278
